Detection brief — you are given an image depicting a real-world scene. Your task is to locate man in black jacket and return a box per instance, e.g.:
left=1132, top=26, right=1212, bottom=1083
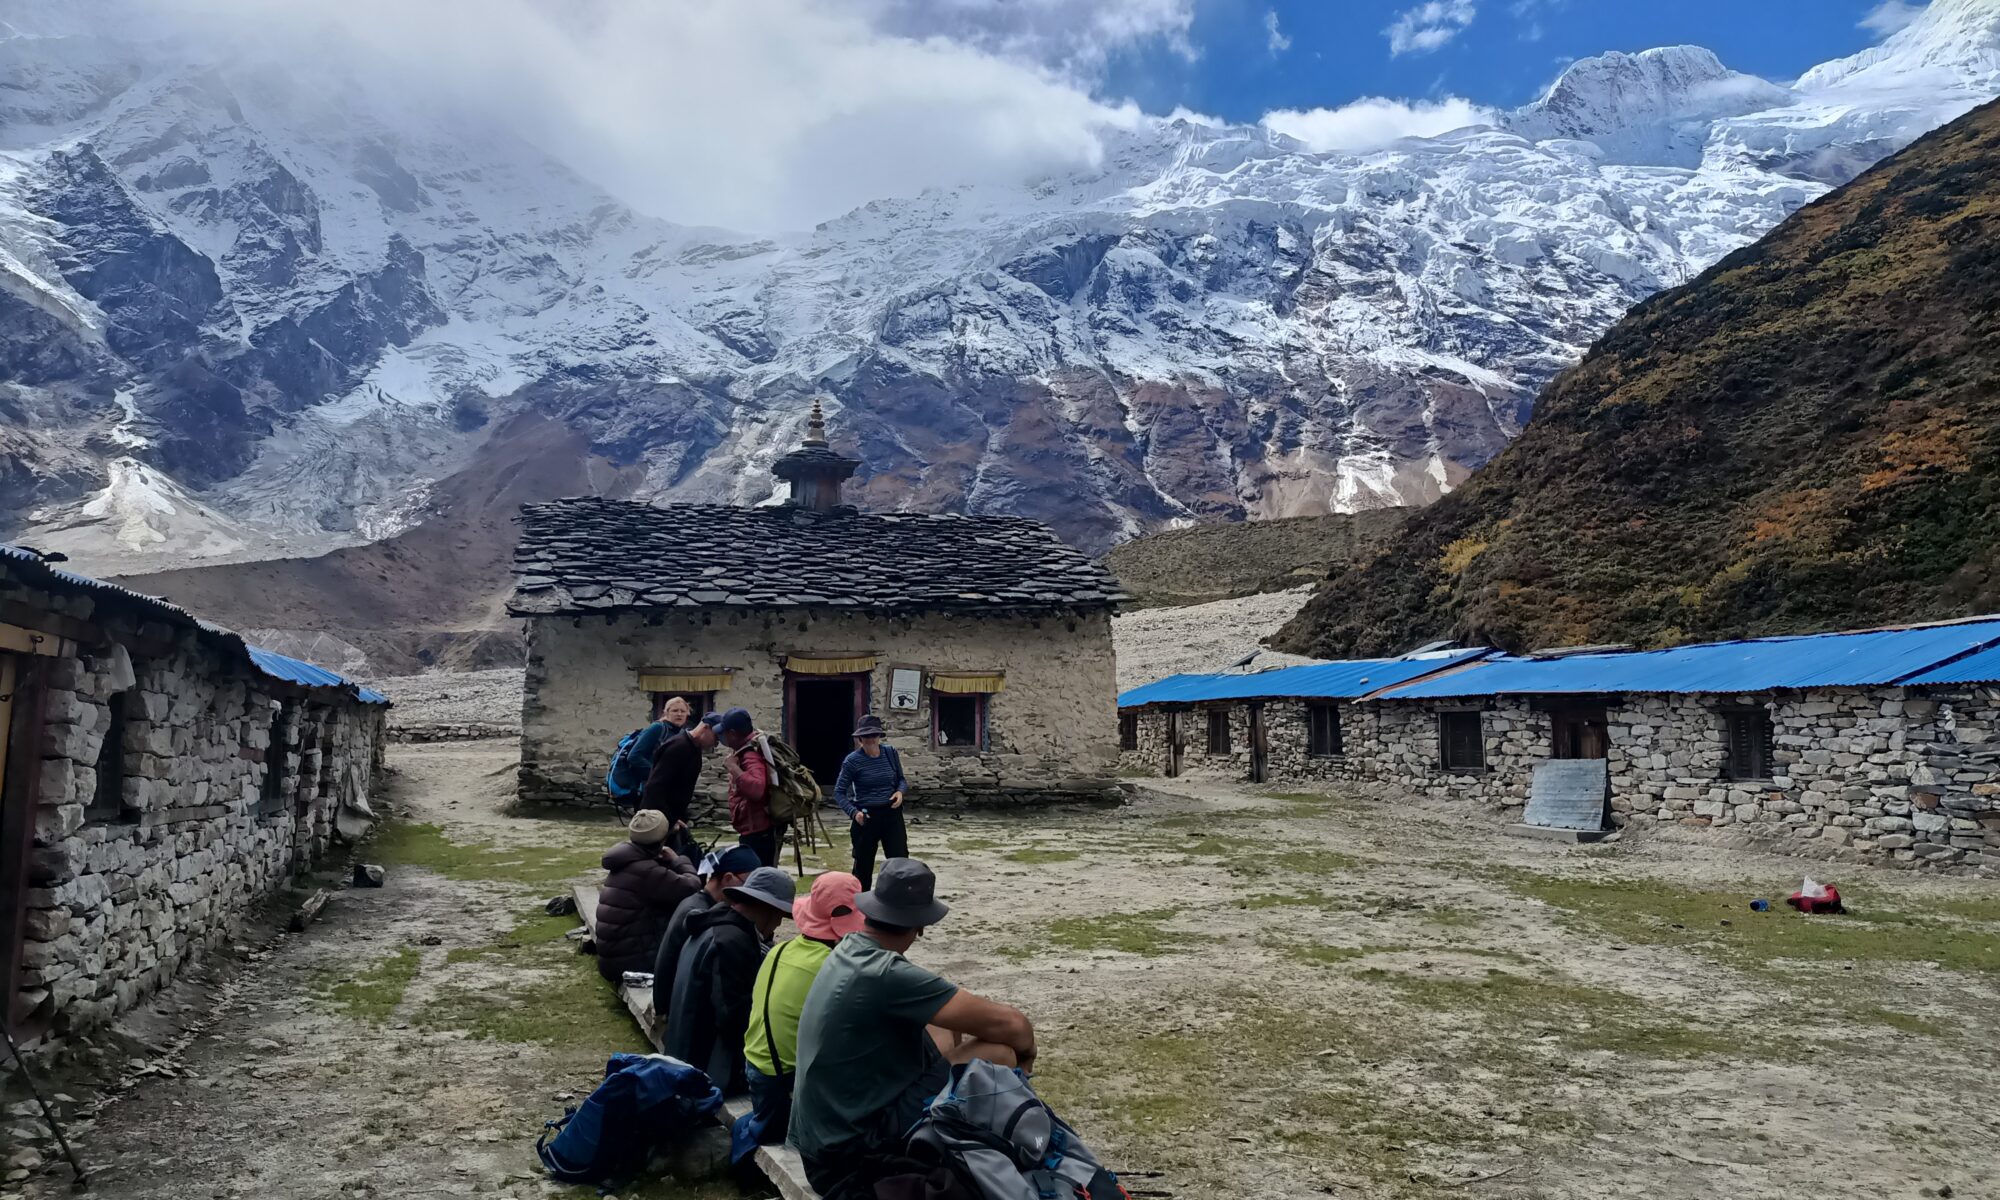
left=662, top=866, right=795, bottom=1093
left=644, top=712, right=720, bottom=860
left=653, top=843, right=761, bottom=1022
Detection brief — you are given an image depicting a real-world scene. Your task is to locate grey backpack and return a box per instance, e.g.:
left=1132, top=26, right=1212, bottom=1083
left=906, top=1060, right=1129, bottom=1200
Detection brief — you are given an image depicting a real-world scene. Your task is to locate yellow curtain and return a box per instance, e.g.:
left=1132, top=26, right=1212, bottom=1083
left=930, top=672, right=1006, bottom=694
left=638, top=670, right=734, bottom=692
left=784, top=655, right=878, bottom=675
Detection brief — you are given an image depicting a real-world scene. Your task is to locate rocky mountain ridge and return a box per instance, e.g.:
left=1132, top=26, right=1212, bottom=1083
left=2, top=0, right=1997, bottom=575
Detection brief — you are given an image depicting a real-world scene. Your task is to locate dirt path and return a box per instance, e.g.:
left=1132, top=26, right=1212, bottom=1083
left=17, top=741, right=2000, bottom=1200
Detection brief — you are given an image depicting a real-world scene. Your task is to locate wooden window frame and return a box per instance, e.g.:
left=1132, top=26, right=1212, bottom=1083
left=1721, top=708, right=1775, bottom=782
left=258, top=700, right=294, bottom=817
left=649, top=691, right=716, bottom=724
left=1206, top=709, right=1231, bottom=755
left=86, top=690, right=133, bottom=824
left=1118, top=712, right=1138, bottom=752
left=1308, top=703, right=1343, bottom=758
left=932, top=692, right=988, bottom=752
left=1438, top=710, right=1486, bottom=773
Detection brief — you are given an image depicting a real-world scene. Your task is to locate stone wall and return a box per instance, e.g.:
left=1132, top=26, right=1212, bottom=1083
left=7, top=574, right=385, bottom=1038
left=1121, top=687, right=2000, bottom=872
left=520, top=607, right=1120, bottom=808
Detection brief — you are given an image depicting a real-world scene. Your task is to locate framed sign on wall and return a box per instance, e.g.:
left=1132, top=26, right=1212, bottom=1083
left=889, top=667, right=922, bottom=710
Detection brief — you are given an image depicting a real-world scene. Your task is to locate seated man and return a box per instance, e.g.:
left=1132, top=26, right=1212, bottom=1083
left=734, top=871, right=868, bottom=1156
left=790, top=858, right=1037, bottom=1194
left=594, top=810, right=698, bottom=983
left=663, top=866, right=796, bottom=1093
left=653, top=842, right=762, bottom=1023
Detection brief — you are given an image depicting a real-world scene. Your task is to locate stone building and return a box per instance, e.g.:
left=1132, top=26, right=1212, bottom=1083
left=0, top=546, right=388, bottom=1041
left=511, top=405, right=1123, bottom=809
left=1120, top=620, right=2000, bottom=872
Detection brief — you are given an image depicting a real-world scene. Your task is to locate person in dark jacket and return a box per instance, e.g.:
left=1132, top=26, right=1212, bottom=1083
left=644, top=712, right=720, bottom=859
left=595, top=810, right=699, bottom=982
left=662, top=866, right=796, bottom=1093
left=654, top=842, right=762, bottom=1021
left=833, top=714, right=908, bottom=890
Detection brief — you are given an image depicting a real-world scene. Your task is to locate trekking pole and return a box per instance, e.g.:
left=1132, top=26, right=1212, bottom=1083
left=1, top=1023, right=88, bottom=1190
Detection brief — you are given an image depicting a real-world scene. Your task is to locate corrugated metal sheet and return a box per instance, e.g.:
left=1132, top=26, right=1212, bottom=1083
left=1382, top=619, right=2000, bottom=699
left=1903, top=643, right=2000, bottom=686
left=1119, top=649, right=1490, bottom=707
left=0, top=543, right=389, bottom=707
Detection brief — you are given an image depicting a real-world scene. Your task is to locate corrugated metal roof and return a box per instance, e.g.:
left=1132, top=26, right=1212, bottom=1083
left=1381, top=618, right=2000, bottom=699
left=1902, top=643, right=2000, bottom=687
left=1119, top=649, right=1490, bottom=707
left=0, top=544, right=389, bottom=707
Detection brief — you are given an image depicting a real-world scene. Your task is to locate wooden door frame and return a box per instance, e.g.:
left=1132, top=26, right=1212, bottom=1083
left=1164, top=711, right=1182, bottom=778
left=780, top=671, right=872, bottom=747
left=1247, top=703, right=1268, bottom=784
left=1, top=655, right=50, bottom=1035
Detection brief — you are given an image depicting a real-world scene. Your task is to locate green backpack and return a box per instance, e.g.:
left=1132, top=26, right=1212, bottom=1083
left=761, top=735, right=824, bottom=822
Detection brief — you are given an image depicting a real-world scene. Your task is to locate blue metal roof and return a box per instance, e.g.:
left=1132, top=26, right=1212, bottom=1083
left=0, top=543, right=389, bottom=707
left=1903, top=643, right=2000, bottom=687
left=1381, top=619, right=2000, bottom=699
left=1119, top=649, right=1490, bottom=707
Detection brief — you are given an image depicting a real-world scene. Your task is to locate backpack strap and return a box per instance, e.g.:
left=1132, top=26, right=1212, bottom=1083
left=759, top=939, right=789, bottom=1074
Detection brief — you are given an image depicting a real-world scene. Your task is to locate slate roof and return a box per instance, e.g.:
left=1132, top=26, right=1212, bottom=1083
left=509, top=498, right=1125, bottom=615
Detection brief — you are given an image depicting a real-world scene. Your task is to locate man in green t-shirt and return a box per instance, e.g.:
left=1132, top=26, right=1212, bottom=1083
left=789, top=858, right=1038, bottom=1195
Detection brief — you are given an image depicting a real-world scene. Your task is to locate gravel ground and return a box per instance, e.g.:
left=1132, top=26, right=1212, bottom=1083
left=1110, top=586, right=1319, bottom=692
left=379, top=668, right=526, bottom=730
left=30, top=741, right=1997, bottom=1200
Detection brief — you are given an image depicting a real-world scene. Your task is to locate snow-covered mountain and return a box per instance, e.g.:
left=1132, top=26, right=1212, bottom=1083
left=2, top=0, right=1997, bottom=570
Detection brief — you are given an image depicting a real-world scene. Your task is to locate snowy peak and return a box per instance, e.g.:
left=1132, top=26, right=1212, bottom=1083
left=1798, top=0, right=2000, bottom=93
left=1507, top=46, right=1793, bottom=166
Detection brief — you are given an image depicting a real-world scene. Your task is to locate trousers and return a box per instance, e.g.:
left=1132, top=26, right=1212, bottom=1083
left=848, top=805, right=908, bottom=890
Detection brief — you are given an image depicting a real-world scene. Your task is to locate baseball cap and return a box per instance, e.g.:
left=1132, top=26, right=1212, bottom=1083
left=699, top=843, right=762, bottom=878
left=716, top=707, right=754, bottom=735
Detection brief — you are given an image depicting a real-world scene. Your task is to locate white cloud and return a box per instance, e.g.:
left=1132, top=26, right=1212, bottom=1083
left=1384, top=1, right=1477, bottom=56
left=1858, top=0, right=1923, bottom=36
left=1265, top=9, right=1292, bottom=55
left=1262, top=95, right=1495, bottom=153
left=859, top=0, right=1198, bottom=76
left=150, top=0, right=1154, bottom=233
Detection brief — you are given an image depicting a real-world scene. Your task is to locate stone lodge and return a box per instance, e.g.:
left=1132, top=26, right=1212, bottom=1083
left=1119, top=620, right=2000, bottom=873
left=0, top=546, right=388, bottom=1042
left=510, top=404, right=1123, bottom=808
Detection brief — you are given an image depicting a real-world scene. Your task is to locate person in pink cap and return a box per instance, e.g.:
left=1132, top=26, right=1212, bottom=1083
left=733, top=871, right=868, bottom=1158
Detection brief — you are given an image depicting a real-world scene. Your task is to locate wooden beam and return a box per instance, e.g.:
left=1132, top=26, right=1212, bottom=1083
left=0, top=623, right=63, bottom=658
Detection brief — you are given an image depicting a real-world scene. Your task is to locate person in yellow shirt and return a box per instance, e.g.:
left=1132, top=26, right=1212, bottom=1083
left=732, top=870, right=867, bottom=1161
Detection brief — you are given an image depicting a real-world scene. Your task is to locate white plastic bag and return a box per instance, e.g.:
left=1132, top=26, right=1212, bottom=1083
left=1799, top=877, right=1830, bottom=900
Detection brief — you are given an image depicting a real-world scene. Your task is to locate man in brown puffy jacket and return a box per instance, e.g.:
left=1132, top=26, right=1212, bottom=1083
left=595, top=809, right=699, bottom=982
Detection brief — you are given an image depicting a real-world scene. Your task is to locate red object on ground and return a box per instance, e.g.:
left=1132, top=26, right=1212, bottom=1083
left=1786, top=883, right=1844, bottom=914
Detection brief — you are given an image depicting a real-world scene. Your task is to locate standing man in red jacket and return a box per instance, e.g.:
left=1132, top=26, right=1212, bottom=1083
left=717, top=707, right=778, bottom=866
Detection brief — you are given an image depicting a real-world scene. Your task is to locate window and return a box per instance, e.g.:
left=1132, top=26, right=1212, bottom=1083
left=1118, top=712, right=1138, bottom=751
left=1206, top=710, right=1231, bottom=755
left=1308, top=704, right=1342, bottom=757
left=1550, top=706, right=1610, bottom=760
left=650, top=692, right=715, bottom=723
left=1438, top=711, right=1485, bottom=772
left=1723, top=709, right=1774, bottom=780
left=933, top=694, right=986, bottom=749
left=86, top=691, right=129, bottom=822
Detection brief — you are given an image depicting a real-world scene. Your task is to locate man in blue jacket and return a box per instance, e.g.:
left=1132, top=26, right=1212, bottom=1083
left=832, top=714, right=907, bottom=890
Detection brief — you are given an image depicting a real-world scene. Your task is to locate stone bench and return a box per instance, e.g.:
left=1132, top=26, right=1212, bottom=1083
left=572, top=885, right=819, bottom=1200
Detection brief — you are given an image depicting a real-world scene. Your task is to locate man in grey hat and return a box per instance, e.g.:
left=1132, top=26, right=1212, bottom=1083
left=790, top=858, right=1036, bottom=1194
left=664, top=865, right=796, bottom=1093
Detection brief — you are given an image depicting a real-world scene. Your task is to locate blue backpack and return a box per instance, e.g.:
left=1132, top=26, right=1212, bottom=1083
left=536, top=1053, right=724, bottom=1187
left=606, top=727, right=652, bottom=804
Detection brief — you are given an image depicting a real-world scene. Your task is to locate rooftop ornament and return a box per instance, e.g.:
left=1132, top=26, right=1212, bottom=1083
left=770, top=397, right=862, bottom=514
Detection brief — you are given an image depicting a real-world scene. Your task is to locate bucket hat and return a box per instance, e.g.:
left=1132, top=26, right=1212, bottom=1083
left=856, top=858, right=949, bottom=928
left=627, top=809, right=669, bottom=845
left=852, top=713, right=887, bottom=738
left=794, top=871, right=867, bottom=941
left=724, top=866, right=797, bottom=915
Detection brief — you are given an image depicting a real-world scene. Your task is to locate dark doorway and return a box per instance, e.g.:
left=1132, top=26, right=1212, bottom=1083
left=1550, top=705, right=1610, bottom=760
left=785, top=674, right=867, bottom=788
left=1248, top=704, right=1268, bottom=784
left=1165, top=711, right=1183, bottom=778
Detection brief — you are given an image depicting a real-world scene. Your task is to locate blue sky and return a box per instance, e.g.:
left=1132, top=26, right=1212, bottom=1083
left=1093, top=0, right=1915, bottom=122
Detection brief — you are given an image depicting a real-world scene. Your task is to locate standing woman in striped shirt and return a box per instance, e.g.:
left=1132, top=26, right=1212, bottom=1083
left=833, top=713, right=907, bottom=890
